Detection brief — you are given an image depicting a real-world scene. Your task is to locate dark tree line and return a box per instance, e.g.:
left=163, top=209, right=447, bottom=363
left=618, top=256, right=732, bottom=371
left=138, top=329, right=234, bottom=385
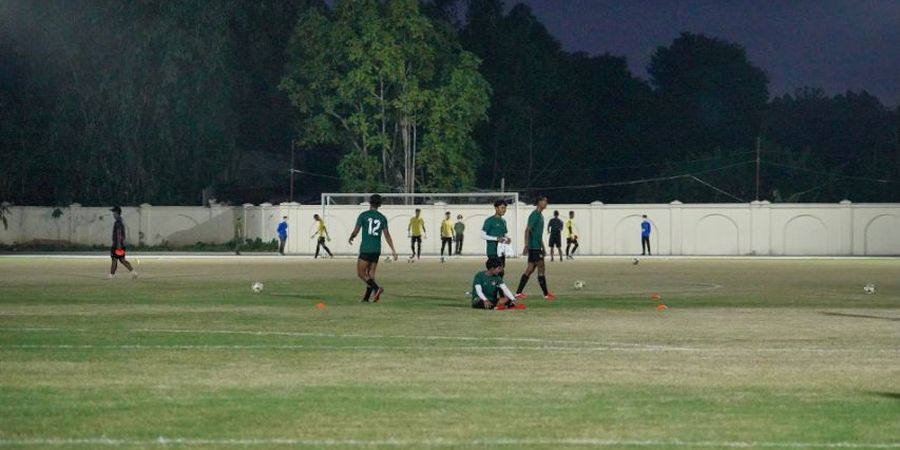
left=1, top=0, right=897, bottom=205
left=458, top=0, right=898, bottom=203
left=0, top=0, right=320, bottom=205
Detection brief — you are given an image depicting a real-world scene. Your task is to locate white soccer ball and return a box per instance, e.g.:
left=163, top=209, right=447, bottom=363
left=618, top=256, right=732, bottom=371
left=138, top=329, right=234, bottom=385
left=573, top=280, right=586, bottom=290
left=863, top=283, right=876, bottom=295
left=251, top=281, right=264, bottom=294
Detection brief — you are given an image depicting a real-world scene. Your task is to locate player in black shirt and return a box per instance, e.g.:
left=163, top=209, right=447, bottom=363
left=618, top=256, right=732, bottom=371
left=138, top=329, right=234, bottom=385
left=546, top=210, right=564, bottom=262
left=109, top=206, right=137, bottom=279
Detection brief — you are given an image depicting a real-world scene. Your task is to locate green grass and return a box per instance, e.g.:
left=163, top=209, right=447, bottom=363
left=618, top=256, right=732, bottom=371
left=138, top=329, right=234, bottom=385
left=1, top=256, right=898, bottom=449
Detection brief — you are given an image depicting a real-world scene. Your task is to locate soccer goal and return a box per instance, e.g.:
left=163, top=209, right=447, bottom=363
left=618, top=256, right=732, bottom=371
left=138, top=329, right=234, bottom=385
left=321, top=192, right=521, bottom=256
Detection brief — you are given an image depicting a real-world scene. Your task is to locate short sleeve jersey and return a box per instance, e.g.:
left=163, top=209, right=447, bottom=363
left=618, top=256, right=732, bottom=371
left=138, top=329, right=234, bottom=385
left=548, top=217, right=563, bottom=237
left=316, top=221, right=328, bottom=238
left=454, top=221, right=465, bottom=236
left=233, top=216, right=243, bottom=238
left=471, top=271, right=503, bottom=303
left=356, top=210, right=388, bottom=254
left=409, top=216, right=425, bottom=236
left=565, top=219, right=577, bottom=238
left=441, top=219, right=454, bottom=237
left=482, top=215, right=508, bottom=256
left=527, top=210, right=544, bottom=250
left=112, top=219, right=126, bottom=248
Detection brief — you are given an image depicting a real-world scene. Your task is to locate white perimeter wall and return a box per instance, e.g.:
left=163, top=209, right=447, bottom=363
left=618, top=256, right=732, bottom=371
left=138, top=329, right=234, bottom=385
left=1, top=201, right=899, bottom=256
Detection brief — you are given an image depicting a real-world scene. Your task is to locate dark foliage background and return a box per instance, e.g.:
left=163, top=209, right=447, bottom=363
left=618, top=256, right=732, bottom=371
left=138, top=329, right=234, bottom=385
left=1, top=0, right=897, bottom=205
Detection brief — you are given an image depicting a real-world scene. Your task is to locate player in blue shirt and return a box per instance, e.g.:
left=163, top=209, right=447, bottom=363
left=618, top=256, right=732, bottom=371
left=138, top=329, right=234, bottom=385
left=641, top=214, right=651, bottom=256
left=277, top=216, right=288, bottom=255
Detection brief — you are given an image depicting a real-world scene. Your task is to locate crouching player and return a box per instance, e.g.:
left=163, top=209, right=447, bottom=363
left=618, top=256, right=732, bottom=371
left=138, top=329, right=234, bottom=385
left=471, top=257, right=523, bottom=310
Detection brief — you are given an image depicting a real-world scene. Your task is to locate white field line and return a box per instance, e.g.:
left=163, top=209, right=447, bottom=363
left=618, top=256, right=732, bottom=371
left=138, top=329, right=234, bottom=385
left=0, top=437, right=899, bottom=448
left=2, top=344, right=898, bottom=354
left=0, top=344, right=692, bottom=351
left=1, top=327, right=897, bottom=354
left=2, top=253, right=898, bottom=261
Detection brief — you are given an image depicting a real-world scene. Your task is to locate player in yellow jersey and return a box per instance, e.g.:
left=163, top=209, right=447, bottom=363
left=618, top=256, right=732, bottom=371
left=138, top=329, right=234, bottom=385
left=440, top=211, right=454, bottom=263
left=565, top=210, right=579, bottom=260
left=408, top=208, right=426, bottom=261
left=310, top=214, right=333, bottom=259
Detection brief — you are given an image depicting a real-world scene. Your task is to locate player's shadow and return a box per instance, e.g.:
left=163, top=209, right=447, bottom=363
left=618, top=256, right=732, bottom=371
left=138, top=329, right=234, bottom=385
left=388, top=292, right=469, bottom=308
left=266, top=292, right=316, bottom=300
left=820, top=311, right=900, bottom=322
left=434, top=301, right=470, bottom=308
left=867, top=391, right=900, bottom=401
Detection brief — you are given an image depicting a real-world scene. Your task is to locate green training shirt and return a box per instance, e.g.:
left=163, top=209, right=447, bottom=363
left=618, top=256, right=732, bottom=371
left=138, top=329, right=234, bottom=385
left=454, top=221, right=465, bottom=236
left=482, top=215, right=508, bottom=256
left=356, top=210, right=388, bottom=254
left=527, top=209, right=544, bottom=250
left=471, top=271, right=503, bottom=304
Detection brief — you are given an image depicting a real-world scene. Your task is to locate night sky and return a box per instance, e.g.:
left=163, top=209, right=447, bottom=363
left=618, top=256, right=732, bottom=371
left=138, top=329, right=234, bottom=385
left=513, top=0, right=900, bottom=107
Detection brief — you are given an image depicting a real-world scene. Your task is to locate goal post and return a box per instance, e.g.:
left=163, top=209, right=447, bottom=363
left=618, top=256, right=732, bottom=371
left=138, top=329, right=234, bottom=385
left=321, top=192, right=521, bottom=257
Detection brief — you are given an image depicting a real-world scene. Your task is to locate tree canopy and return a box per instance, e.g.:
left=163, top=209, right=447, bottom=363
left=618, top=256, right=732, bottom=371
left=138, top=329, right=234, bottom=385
left=1, top=0, right=897, bottom=205
left=280, top=0, right=490, bottom=193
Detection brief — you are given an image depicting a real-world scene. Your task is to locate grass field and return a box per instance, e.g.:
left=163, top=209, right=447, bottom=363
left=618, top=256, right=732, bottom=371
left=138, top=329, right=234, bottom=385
left=1, top=255, right=898, bottom=449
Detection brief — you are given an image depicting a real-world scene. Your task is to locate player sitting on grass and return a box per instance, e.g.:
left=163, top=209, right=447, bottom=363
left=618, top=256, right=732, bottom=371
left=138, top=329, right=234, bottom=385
left=471, top=257, right=520, bottom=310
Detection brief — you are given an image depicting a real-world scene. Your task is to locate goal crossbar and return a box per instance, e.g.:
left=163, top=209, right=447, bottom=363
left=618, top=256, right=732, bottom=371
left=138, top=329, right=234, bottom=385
left=321, top=192, right=519, bottom=207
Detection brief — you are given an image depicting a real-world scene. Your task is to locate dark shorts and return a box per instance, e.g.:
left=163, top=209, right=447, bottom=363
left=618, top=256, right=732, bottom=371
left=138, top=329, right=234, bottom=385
left=486, top=254, right=506, bottom=267
left=471, top=299, right=492, bottom=309
left=549, top=234, right=562, bottom=247
left=441, top=237, right=452, bottom=243
left=567, top=237, right=578, bottom=244
left=358, top=252, right=380, bottom=263
left=411, top=236, right=422, bottom=244
left=471, top=291, right=500, bottom=309
left=528, top=249, right=544, bottom=263
left=110, top=247, right=126, bottom=260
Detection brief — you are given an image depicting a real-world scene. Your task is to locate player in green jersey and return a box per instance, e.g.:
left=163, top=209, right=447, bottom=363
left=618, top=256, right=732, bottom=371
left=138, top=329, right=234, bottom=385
left=515, top=195, right=555, bottom=300
left=481, top=199, right=511, bottom=275
left=471, top=257, right=519, bottom=310
left=348, top=194, right=398, bottom=302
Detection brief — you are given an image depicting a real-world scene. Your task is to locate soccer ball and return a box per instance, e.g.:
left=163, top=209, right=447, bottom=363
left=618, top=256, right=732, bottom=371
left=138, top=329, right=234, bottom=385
left=251, top=281, right=264, bottom=294
left=573, top=280, right=586, bottom=290
left=863, top=283, right=876, bottom=295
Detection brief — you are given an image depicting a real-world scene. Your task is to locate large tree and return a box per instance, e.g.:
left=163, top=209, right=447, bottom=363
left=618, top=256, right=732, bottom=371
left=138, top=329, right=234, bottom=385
left=545, top=52, right=657, bottom=202
left=280, top=0, right=490, bottom=193
left=649, top=32, right=769, bottom=156
left=0, top=0, right=319, bottom=205
left=462, top=0, right=563, bottom=190
left=0, top=1, right=239, bottom=204
left=765, top=88, right=899, bottom=202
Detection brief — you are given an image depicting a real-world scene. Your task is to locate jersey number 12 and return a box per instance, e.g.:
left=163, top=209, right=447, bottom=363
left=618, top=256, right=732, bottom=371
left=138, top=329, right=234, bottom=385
left=367, top=218, right=382, bottom=236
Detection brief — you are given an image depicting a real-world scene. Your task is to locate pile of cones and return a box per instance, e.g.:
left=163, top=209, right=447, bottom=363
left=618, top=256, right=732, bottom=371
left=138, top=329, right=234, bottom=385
left=651, top=293, right=668, bottom=311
